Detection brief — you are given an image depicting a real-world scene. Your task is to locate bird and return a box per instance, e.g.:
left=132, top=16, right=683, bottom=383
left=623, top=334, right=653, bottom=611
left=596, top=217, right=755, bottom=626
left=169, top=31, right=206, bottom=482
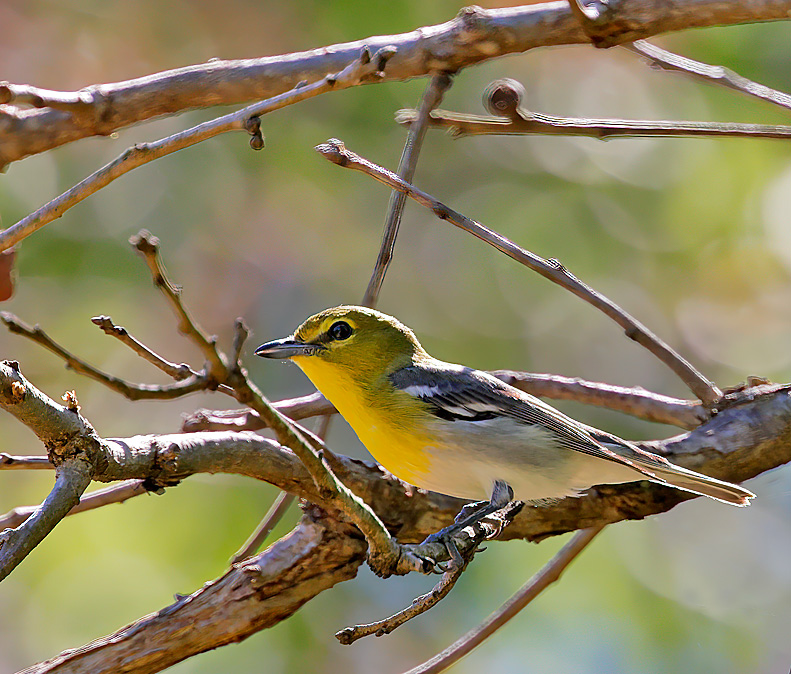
left=255, top=305, right=754, bottom=510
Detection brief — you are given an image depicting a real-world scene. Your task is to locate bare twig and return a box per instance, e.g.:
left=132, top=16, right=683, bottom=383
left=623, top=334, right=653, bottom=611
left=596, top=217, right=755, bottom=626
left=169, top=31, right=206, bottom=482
left=336, top=555, right=468, bottom=644
left=4, top=2, right=791, bottom=170
left=395, top=77, right=791, bottom=141
left=182, top=392, right=335, bottom=432
left=91, top=315, right=194, bottom=380
left=403, top=526, right=603, bottom=674
left=492, top=371, right=707, bottom=429
left=0, top=47, right=396, bottom=253
left=627, top=40, right=791, bottom=113
left=0, top=453, right=51, bottom=470
left=362, top=72, right=452, bottom=307
left=0, top=480, right=148, bottom=530
left=229, top=491, right=297, bottom=565
left=1, top=311, right=209, bottom=401
left=396, top=107, right=791, bottom=140
left=315, top=139, right=722, bottom=407
left=130, top=231, right=227, bottom=382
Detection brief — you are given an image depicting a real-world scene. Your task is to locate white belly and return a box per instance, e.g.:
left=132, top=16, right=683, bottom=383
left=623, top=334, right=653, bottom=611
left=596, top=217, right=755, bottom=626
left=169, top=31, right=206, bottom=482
left=403, top=417, right=642, bottom=502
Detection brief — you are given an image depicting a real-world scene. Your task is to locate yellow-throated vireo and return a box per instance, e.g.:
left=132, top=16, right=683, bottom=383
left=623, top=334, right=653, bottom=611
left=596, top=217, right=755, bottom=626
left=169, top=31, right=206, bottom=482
left=256, top=306, right=754, bottom=508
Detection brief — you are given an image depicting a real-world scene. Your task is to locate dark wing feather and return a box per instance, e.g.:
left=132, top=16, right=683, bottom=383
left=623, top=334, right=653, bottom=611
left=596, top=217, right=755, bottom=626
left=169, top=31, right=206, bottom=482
left=390, top=363, right=656, bottom=478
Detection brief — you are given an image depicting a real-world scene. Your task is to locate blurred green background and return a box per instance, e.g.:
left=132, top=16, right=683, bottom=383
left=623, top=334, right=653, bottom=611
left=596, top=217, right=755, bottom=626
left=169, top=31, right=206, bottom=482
left=2, top=1, right=791, bottom=672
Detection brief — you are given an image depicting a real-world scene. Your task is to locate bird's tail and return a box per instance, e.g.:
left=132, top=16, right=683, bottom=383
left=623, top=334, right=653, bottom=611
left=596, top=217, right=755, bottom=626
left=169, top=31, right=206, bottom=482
left=641, top=461, right=755, bottom=507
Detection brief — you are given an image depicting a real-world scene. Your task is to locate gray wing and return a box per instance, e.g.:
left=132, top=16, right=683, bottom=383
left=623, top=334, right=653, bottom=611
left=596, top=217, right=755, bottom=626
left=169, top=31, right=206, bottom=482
left=390, top=363, right=656, bottom=478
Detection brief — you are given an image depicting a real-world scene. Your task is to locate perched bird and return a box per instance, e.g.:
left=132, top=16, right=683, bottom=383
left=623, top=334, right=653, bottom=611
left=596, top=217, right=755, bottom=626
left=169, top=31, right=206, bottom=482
left=256, top=306, right=754, bottom=509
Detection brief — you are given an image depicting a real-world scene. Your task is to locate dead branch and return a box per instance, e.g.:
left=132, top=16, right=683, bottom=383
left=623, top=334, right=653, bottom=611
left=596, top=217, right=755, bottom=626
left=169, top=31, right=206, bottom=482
left=0, top=480, right=147, bottom=530
left=316, top=138, right=722, bottom=406
left=20, top=509, right=367, bottom=674
left=362, top=72, right=453, bottom=307
left=0, top=48, right=394, bottom=253
left=626, top=40, right=791, bottom=113
left=2, top=2, right=790, bottom=170
left=404, top=526, right=603, bottom=674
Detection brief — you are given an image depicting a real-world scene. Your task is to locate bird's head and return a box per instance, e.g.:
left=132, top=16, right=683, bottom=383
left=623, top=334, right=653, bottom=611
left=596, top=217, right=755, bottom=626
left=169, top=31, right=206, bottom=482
left=255, top=305, right=427, bottom=383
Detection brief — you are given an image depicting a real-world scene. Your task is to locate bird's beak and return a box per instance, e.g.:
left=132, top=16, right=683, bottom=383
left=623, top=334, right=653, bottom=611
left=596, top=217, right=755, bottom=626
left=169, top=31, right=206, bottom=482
left=254, top=337, right=321, bottom=359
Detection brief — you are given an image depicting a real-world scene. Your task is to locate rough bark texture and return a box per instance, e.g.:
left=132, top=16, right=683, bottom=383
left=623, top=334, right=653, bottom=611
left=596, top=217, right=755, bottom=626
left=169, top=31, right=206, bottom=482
left=2, top=1, right=791, bottom=167
left=19, top=510, right=366, bottom=674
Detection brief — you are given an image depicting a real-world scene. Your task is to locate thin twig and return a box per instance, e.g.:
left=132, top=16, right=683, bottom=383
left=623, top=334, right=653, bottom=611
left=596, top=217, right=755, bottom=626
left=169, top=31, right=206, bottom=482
left=627, top=40, right=791, bottom=113
left=229, top=491, right=297, bottom=565
left=0, top=453, right=52, bottom=470
left=403, top=526, right=603, bottom=674
left=130, top=231, right=227, bottom=380
left=1, top=311, right=209, bottom=401
left=0, top=460, right=93, bottom=582
left=316, top=139, right=722, bottom=407
left=362, top=72, right=452, bottom=308
left=0, top=480, right=147, bottom=530
left=492, top=371, right=707, bottom=429
left=338, top=500, right=525, bottom=645
left=0, top=46, right=397, bottom=253
left=395, top=107, right=791, bottom=140
left=337, top=556, right=468, bottom=644
left=91, top=315, right=194, bottom=380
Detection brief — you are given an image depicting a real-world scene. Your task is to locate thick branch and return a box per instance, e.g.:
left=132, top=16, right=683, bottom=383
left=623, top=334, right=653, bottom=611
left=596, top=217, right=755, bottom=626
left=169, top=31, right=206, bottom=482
left=21, top=510, right=367, bottom=674
left=2, top=1, right=790, bottom=168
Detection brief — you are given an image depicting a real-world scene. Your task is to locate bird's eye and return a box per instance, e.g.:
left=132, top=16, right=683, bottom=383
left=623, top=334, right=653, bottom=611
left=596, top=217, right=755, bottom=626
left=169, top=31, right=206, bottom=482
left=328, top=321, right=353, bottom=341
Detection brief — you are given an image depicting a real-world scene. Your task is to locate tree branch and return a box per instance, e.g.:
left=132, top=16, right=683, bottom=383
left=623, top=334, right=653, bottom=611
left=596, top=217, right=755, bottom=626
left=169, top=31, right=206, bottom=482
left=2, top=1, right=790, bottom=169
left=404, top=526, right=603, bottom=674
left=315, top=139, right=723, bottom=406
left=626, top=39, right=791, bottom=113
left=20, top=510, right=367, bottom=674
left=0, top=48, right=394, bottom=253
left=0, top=480, right=147, bottom=531
left=362, top=72, right=453, bottom=307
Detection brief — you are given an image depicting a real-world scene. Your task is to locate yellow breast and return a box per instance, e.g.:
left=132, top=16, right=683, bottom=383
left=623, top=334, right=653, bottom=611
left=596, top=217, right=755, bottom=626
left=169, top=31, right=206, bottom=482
left=292, top=356, right=434, bottom=485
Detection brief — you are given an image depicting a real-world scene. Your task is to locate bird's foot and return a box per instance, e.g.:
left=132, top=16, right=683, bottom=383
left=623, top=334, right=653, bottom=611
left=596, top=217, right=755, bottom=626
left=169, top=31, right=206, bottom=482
left=407, top=499, right=525, bottom=574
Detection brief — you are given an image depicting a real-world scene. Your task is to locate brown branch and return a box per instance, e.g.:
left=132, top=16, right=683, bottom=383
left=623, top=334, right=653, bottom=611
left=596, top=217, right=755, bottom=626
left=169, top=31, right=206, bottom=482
left=316, top=139, right=722, bottom=406
left=492, top=371, right=708, bottom=429
left=91, top=315, right=194, bottom=380
left=3, top=2, right=790, bottom=169
left=0, top=48, right=395, bottom=253
left=181, top=392, right=335, bottom=432
left=627, top=40, right=791, bottom=113
left=0, top=480, right=147, bottom=530
left=396, top=106, right=791, bottom=140
left=21, top=510, right=367, bottom=674
left=1, top=311, right=210, bottom=401
left=0, top=361, right=101, bottom=581
left=404, top=526, right=603, bottom=674
left=0, top=453, right=51, bottom=470
left=362, top=72, right=452, bottom=307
